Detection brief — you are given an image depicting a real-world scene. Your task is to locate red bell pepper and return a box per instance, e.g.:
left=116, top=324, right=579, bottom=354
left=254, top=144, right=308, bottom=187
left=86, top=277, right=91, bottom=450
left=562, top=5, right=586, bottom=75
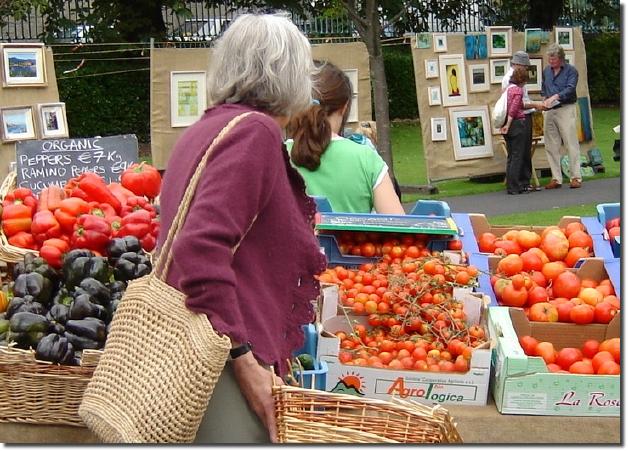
left=109, top=216, right=122, bottom=237
left=77, top=173, right=122, bottom=214
left=37, top=185, right=66, bottom=212
left=117, top=209, right=152, bottom=238
left=39, top=238, right=71, bottom=269
left=121, top=162, right=162, bottom=199
left=71, top=214, right=112, bottom=253
left=108, top=182, right=135, bottom=206
left=3, top=187, right=38, bottom=216
left=88, top=201, right=118, bottom=222
left=2, top=203, right=33, bottom=237
left=54, top=197, right=90, bottom=234
left=120, top=195, right=157, bottom=218
left=31, top=210, right=62, bottom=244
left=8, top=231, right=38, bottom=250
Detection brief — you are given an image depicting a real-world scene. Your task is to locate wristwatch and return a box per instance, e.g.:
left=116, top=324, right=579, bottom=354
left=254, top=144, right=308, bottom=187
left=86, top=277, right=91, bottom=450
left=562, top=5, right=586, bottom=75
left=230, top=341, right=253, bottom=359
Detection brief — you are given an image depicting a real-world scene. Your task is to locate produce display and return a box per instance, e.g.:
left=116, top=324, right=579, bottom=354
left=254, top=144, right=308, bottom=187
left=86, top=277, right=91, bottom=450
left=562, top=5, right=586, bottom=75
left=518, top=335, right=620, bottom=375
left=1, top=163, right=161, bottom=264
left=477, top=222, right=594, bottom=267
left=0, top=236, right=151, bottom=365
left=604, top=217, right=620, bottom=242
left=318, top=249, right=487, bottom=373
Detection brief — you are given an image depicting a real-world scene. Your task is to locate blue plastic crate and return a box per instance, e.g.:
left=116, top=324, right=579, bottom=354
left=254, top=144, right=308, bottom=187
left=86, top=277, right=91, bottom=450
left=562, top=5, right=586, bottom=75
left=317, top=234, right=379, bottom=268
left=293, top=360, right=328, bottom=391
left=293, top=323, right=318, bottom=358
left=312, top=196, right=333, bottom=213
left=408, top=200, right=451, bottom=217
left=596, top=203, right=621, bottom=258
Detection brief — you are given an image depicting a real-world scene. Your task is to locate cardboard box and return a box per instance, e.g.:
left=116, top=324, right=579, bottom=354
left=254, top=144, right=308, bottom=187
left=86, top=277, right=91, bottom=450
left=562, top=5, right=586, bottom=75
left=476, top=256, right=620, bottom=306
left=458, top=213, right=605, bottom=254
left=316, top=285, right=493, bottom=407
left=489, top=306, right=619, bottom=416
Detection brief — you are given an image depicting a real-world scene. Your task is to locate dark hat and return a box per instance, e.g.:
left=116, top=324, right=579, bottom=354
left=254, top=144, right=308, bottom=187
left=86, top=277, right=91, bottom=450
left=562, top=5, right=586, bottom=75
left=511, top=51, right=531, bottom=66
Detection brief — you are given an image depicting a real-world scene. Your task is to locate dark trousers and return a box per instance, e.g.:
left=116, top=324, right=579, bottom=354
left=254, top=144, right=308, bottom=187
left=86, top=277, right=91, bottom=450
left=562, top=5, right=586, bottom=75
left=521, top=114, right=533, bottom=186
left=505, top=118, right=528, bottom=193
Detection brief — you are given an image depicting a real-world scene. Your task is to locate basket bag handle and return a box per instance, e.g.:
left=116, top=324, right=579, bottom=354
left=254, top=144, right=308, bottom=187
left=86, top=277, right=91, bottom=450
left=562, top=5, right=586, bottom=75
left=153, top=111, right=258, bottom=280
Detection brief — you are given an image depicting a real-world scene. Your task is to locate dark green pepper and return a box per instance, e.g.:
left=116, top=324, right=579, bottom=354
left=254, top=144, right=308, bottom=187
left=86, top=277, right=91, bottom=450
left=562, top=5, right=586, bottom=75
left=75, top=278, right=110, bottom=306
left=0, top=318, right=9, bottom=341
left=113, top=252, right=152, bottom=282
left=65, top=317, right=107, bottom=342
left=64, top=331, right=103, bottom=351
left=65, top=256, right=112, bottom=290
left=108, top=280, right=127, bottom=297
left=47, top=303, right=69, bottom=325
left=13, top=272, right=53, bottom=305
left=6, top=295, right=46, bottom=319
left=69, top=293, right=109, bottom=322
left=8, top=312, right=50, bottom=348
left=35, top=333, right=75, bottom=365
left=107, top=298, right=121, bottom=317
left=13, top=253, right=60, bottom=284
left=52, top=287, right=73, bottom=307
left=107, top=236, right=142, bottom=265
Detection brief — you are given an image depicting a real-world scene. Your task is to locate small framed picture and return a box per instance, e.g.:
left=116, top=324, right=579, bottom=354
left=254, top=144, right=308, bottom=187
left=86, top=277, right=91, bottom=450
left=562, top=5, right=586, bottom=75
left=555, top=27, right=574, bottom=50
left=464, top=34, right=488, bottom=60
left=449, top=105, right=494, bottom=160
left=416, top=33, right=431, bottom=49
left=1, top=43, right=47, bottom=87
left=1, top=106, right=36, bottom=142
left=425, top=59, right=439, bottom=79
left=468, top=64, right=489, bottom=92
left=428, top=86, right=442, bottom=106
left=564, top=51, right=575, bottom=66
left=431, top=117, right=447, bottom=141
left=490, top=59, right=510, bottom=84
left=37, top=102, right=69, bottom=138
left=170, top=71, right=207, bottom=128
left=439, top=54, right=468, bottom=107
left=526, top=59, right=543, bottom=92
left=525, top=28, right=542, bottom=54
left=433, top=33, right=447, bottom=52
left=487, top=26, right=512, bottom=57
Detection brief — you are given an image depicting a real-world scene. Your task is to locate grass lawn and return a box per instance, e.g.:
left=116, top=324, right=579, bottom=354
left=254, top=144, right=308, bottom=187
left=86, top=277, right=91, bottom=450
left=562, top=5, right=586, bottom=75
left=488, top=202, right=600, bottom=225
left=393, top=107, right=620, bottom=202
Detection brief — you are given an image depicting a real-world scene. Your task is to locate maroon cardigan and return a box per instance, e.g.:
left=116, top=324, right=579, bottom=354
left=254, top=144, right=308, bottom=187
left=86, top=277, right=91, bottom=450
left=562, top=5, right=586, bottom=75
left=157, top=104, right=326, bottom=375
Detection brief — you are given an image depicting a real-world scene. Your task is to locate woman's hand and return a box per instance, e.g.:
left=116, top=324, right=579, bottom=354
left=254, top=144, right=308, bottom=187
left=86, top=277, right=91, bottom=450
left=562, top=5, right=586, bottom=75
left=500, top=125, right=509, bottom=135
left=232, top=352, right=284, bottom=443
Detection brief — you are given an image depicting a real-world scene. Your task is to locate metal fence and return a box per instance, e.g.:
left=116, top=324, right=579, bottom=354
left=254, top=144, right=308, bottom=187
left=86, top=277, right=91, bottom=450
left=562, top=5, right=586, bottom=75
left=0, top=0, right=619, bottom=43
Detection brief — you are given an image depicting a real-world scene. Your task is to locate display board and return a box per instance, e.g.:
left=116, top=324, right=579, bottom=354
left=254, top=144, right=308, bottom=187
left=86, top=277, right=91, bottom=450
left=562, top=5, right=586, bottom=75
left=0, top=47, right=61, bottom=182
left=150, top=42, right=372, bottom=170
left=15, top=134, right=138, bottom=193
left=411, top=27, right=596, bottom=182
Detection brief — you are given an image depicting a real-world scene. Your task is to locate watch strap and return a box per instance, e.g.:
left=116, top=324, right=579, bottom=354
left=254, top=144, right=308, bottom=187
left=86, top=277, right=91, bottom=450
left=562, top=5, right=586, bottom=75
left=230, top=342, right=252, bottom=359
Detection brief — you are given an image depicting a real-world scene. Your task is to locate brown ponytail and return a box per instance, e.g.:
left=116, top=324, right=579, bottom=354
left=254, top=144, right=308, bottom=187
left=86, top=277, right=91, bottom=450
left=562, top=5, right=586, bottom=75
left=288, top=61, right=352, bottom=171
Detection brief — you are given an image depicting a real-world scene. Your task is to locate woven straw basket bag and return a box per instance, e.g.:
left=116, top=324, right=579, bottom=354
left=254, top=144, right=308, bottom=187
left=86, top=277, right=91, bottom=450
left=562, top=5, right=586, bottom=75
left=78, top=112, right=257, bottom=443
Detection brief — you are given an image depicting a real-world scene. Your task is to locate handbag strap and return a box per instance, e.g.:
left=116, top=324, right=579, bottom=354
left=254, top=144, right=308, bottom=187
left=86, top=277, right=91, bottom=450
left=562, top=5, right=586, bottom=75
left=154, top=111, right=259, bottom=281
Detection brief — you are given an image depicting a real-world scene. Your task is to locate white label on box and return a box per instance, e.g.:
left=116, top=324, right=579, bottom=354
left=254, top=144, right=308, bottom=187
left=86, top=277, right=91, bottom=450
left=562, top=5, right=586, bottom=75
left=505, top=392, right=548, bottom=411
left=374, top=376, right=480, bottom=404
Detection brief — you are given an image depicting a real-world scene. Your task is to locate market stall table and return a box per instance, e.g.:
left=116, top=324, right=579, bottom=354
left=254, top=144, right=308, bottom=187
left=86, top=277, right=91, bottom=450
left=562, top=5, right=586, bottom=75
left=0, top=395, right=619, bottom=444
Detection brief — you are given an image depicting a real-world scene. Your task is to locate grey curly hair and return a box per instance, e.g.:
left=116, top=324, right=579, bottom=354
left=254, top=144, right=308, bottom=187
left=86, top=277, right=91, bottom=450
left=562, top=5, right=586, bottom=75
left=546, top=43, right=566, bottom=60
left=207, top=14, right=314, bottom=118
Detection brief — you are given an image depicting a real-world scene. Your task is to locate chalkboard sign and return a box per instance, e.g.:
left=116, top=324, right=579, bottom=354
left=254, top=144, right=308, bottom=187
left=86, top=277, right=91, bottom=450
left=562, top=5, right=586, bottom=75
left=316, top=212, right=458, bottom=235
left=15, top=134, right=139, bottom=193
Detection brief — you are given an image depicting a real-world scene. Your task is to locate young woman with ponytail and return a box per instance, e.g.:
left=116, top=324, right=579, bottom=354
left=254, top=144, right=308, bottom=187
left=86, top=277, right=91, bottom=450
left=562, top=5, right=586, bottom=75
left=286, top=61, right=405, bottom=214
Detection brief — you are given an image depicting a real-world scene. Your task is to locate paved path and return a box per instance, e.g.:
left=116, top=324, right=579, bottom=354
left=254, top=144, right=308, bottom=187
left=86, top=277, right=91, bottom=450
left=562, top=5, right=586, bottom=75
left=404, top=177, right=621, bottom=217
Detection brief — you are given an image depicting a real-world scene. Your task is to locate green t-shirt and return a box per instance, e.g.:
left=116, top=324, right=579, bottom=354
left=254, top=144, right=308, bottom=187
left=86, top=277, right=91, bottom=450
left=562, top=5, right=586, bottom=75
left=287, top=137, right=388, bottom=213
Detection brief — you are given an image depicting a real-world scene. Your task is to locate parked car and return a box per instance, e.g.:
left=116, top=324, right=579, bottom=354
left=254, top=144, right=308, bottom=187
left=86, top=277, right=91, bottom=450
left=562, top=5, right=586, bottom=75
left=171, top=18, right=231, bottom=41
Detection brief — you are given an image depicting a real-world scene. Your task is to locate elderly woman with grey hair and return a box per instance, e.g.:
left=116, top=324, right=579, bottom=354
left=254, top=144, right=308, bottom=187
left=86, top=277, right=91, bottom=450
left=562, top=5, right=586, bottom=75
left=541, top=43, right=581, bottom=189
left=157, top=14, right=325, bottom=443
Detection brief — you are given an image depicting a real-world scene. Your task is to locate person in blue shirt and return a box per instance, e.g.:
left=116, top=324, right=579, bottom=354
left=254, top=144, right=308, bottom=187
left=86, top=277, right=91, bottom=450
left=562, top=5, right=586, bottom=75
left=541, top=43, right=582, bottom=189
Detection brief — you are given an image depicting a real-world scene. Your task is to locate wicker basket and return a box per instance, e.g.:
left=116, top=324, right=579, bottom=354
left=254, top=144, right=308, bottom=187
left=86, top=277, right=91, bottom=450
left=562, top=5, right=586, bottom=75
left=273, top=384, right=463, bottom=443
left=0, top=171, right=38, bottom=263
left=0, top=345, right=102, bottom=426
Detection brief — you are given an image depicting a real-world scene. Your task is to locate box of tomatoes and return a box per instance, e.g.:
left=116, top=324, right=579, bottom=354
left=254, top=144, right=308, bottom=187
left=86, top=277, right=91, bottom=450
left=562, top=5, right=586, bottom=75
left=488, top=306, right=620, bottom=416
left=316, top=284, right=493, bottom=407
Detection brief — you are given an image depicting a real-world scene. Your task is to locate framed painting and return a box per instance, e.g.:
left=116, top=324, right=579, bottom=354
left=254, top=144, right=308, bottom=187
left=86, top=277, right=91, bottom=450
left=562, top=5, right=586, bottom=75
left=540, top=31, right=550, bottom=44
left=1, top=43, right=47, bottom=87
left=416, top=33, right=431, bottom=49
left=1, top=106, right=36, bottom=142
left=525, top=28, right=542, bottom=54
left=425, top=59, right=438, bottom=79
left=438, top=54, right=467, bottom=107
left=564, top=51, right=575, bottom=66
left=487, top=26, right=512, bottom=57
left=555, top=27, right=574, bottom=50
left=170, top=71, right=207, bottom=128
left=576, top=97, right=593, bottom=143
left=531, top=110, right=545, bottom=144
left=37, top=102, right=69, bottom=138
left=490, top=59, right=510, bottom=84
left=468, top=64, right=489, bottom=92
left=433, top=33, right=447, bottom=52
left=464, top=34, right=488, bottom=60
left=526, top=59, right=543, bottom=92
left=343, top=69, right=359, bottom=123
left=449, top=106, right=494, bottom=160
left=431, top=117, right=447, bottom=142
left=427, top=86, right=441, bottom=106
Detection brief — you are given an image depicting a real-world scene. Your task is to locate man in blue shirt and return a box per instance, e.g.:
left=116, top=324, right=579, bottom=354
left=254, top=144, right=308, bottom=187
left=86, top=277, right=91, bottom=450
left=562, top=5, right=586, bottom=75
left=541, top=43, right=581, bottom=189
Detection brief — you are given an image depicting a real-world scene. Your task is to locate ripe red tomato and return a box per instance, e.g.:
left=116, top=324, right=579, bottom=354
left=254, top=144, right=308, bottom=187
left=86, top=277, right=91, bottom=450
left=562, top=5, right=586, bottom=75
left=519, top=335, right=539, bottom=356
left=501, top=284, right=528, bottom=307
left=591, top=351, right=615, bottom=373
left=599, top=338, right=620, bottom=363
left=552, top=272, right=582, bottom=299
left=528, top=302, right=558, bottom=322
left=527, top=286, right=549, bottom=305
left=569, top=304, right=595, bottom=325
left=534, top=341, right=557, bottom=364
left=360, top=242, right=376, bottom=258
left=594, top=301, right=617, bottom=324
left=478, top=232, right=497, bottom=253
left=581, top=339, right=600, bottom=359
left=447, top=239, right=463, bottom=250
left=569, top=360, right=594, bottom=374
left=597, top=360, right=620, bottom=375
left=554, top=300, right=575, bottom=322
left=556, top=347, right=583, bottom=371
